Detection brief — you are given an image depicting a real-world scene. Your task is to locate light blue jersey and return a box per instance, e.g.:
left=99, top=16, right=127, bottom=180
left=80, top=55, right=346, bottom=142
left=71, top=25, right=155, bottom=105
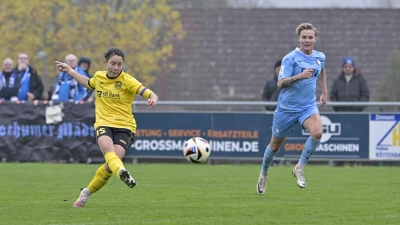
left=277, top=48, right=325, bottom=111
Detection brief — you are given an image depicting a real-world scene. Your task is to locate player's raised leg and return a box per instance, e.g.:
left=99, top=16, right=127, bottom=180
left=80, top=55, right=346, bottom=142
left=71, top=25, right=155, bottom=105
left=104, top=140, right=136, bottom=188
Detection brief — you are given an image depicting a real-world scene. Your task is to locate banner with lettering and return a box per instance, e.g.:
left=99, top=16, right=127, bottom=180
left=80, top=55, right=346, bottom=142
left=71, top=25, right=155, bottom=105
left=130, top=113, right=270, bottom=158
left=369, top=114, right=400, bottom=159
left=0, top=102, right=99, bottom=162
left=129, top=113, right=369, bottom=159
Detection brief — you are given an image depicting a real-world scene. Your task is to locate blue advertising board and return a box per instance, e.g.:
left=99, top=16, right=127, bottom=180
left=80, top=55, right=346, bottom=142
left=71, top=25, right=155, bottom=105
left=128, top=113, right=369, bottom=159
left=276, top=114, right=369, bottom=159
left=129, top=113, right=270, bottom=158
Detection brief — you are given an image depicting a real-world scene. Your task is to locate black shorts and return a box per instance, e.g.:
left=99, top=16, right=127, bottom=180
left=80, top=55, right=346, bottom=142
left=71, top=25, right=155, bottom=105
left=95, top=126, right=135, bottom=151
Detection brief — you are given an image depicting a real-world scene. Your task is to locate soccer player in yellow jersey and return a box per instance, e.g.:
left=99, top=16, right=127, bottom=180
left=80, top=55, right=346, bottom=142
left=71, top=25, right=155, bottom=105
left=55, top=47, right=158, bottom=208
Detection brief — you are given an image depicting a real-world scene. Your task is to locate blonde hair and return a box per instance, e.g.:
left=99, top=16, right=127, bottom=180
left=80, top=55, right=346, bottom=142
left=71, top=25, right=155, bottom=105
left=296, top=23, right=318, bottom=37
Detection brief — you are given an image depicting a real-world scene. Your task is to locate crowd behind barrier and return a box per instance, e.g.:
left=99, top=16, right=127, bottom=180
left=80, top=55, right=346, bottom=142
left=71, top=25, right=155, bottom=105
left=0, top=101, right=399, bottom=164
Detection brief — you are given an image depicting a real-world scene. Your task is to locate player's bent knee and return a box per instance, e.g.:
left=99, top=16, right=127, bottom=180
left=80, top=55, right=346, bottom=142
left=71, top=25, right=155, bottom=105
left=310, top=131, right=322, bottom=140
left=269, top=137, right=285, bottom=152
left=114, top=144, right=127, bottom=159
left=103, top=163, right=112, bottom=173
left=270, top=141, right=285, bottom=152
left=269, top=142, right=280, bottom=150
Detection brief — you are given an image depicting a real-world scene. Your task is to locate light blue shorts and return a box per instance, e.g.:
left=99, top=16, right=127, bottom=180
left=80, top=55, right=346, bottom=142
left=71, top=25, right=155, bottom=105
left=271, top=106, right=319, bottom=138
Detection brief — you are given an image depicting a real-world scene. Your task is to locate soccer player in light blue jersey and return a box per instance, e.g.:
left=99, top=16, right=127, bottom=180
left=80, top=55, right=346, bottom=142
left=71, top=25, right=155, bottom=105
left=257, top=23, right=328, bottom=194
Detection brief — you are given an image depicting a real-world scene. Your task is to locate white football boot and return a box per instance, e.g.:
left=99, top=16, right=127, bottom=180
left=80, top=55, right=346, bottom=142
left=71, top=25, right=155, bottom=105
left=292, top=166, right=306, bottom=188
left=256, top=175, right=268, bottom=194
left=73, top=188, right=90, bottom=208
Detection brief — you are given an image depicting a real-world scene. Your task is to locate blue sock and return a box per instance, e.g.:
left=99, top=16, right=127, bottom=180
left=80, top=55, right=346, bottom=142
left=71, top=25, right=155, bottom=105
left=261, top=144, right=277, bottom=176
left=299, top=136, right=320, bottom=165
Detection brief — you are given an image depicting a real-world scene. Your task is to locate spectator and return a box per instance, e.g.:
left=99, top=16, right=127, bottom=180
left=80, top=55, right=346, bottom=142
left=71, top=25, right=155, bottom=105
left=14, top=52, right=44, bottom=101
left=51, top=54, right=89, bottom=101
left=0, top=58, right=20, bottom=101
left=78, top=56, right=93, bottom=101
left=261, top=60, right=282, bottom=111
left=78, top=56, right=92, bottom=77
left=330, top=56, right=370, bottom=111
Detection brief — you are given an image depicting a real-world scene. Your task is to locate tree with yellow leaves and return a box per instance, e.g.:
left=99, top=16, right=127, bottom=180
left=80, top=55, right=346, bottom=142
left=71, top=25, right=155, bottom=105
left=0, top=0, right=184, bottom=91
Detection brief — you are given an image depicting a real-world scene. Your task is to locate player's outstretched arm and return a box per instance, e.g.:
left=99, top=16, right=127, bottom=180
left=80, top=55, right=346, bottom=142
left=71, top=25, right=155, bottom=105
left=55, top=61, right=90, bottom=89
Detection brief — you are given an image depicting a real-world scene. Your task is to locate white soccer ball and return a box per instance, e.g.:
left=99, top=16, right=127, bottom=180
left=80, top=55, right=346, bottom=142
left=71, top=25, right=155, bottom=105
left=183, top=137, right=211, bottom=163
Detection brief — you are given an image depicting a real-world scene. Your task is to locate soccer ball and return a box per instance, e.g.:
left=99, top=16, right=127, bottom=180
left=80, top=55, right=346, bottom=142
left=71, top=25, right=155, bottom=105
left=183, top=137, right=211, bottom=163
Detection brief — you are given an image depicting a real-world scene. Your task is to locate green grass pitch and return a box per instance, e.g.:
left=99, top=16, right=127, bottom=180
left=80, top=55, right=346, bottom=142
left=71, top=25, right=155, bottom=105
left=0, top=163, right=399, bottom=225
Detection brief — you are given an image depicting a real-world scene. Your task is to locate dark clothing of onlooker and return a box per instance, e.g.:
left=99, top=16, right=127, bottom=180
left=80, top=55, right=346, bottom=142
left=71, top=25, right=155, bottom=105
left=78, top=57, right=92, bottom=77
left=262, top=75, right=280, bottom=111
left=14, top=65, right=44, bottom=100
left=0, top=71, right=21, bottom=100
left=330, top=68, right=370, bottom=112
left=78, top=57, right=93, bottom=101
left=262, top=60, right=282, bottom=111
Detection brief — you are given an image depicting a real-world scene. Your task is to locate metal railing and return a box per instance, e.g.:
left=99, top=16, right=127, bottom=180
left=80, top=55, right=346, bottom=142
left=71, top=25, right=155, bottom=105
left=132, top=101, right=400, bottom=112
left=133, top=101, right=400, bottom=106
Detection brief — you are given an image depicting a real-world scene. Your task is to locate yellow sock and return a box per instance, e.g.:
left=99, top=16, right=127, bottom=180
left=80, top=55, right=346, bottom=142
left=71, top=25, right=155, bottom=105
left=88, top=164, right=112, bottom=194
left=104, top=152, right=125, bottom=178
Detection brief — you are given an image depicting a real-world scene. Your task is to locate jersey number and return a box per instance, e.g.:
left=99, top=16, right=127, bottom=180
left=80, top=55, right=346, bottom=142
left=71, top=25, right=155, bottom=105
left=96, top=128, right=106, bottom=136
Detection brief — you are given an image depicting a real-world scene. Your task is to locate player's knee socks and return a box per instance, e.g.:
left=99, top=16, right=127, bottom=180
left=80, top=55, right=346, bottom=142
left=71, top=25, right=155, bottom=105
left=104, top=152, right=125, bottom=178
left=88, top=164, right=112, bottom=194
left=299, top=136, right=320, bottom=165
left=261, top=144, right=277, bottom=176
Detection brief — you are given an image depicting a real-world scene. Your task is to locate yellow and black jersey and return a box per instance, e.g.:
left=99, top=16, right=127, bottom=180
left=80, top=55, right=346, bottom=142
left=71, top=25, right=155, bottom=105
left=88, top=71, right=153, bottom=133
